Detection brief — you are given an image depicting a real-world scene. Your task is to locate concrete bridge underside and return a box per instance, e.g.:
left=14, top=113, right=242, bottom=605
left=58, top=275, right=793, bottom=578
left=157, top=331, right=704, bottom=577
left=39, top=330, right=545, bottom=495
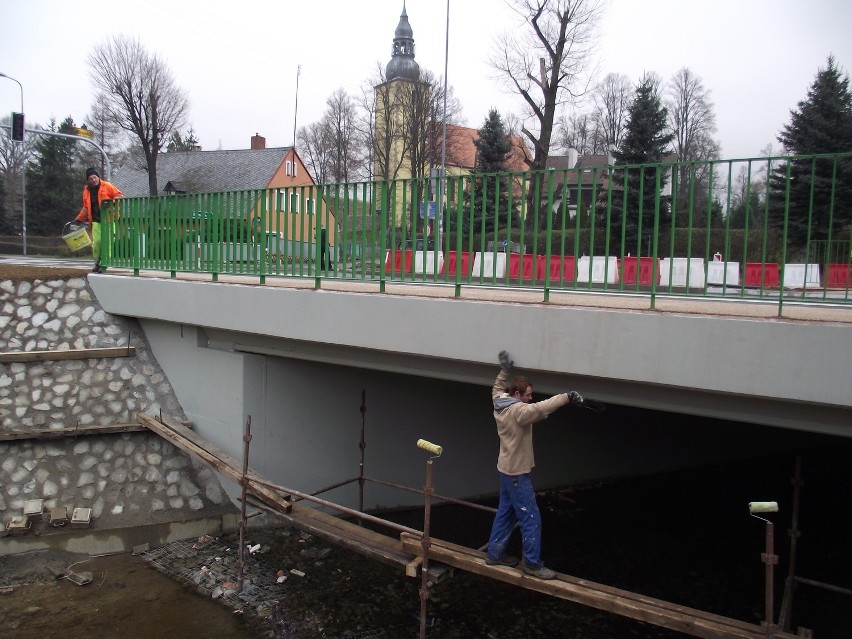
left=89, top=273, right=852, bottom=511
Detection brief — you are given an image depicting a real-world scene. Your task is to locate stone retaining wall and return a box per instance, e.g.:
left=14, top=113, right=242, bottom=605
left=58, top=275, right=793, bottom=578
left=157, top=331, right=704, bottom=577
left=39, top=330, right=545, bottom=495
left=0, top=272, right=236, bottom=540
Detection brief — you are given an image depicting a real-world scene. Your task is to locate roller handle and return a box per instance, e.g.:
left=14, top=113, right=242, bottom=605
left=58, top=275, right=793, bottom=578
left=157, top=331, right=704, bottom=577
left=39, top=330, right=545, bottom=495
left=416, top=439, right=442, bottom=456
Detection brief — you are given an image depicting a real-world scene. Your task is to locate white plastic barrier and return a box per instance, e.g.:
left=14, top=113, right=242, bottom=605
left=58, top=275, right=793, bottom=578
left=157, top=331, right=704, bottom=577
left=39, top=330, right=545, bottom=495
left=412, top=251, right=444, bottom=275
left=660, top=258, right=706, bottom=288
left=576, top=256, right=619, bottom=284
left=472, top=252, right=507, bottom=278
left=782, top=263, right=821, bottom=289
left=706, top=261, right=740, bottom=286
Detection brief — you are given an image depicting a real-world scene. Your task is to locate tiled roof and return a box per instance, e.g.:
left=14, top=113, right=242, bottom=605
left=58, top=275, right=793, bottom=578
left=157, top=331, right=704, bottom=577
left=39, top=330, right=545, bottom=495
left=444, top=123, right=531, bottom=172
left=576, top=155, right=610, bottom=168
left=545, top=154, right=611, bottom=170
left=114, top=147, right=292, bottom=197
left=545, top=154, right=612, bottom=189
left=545, top=155, right=574, bottom=170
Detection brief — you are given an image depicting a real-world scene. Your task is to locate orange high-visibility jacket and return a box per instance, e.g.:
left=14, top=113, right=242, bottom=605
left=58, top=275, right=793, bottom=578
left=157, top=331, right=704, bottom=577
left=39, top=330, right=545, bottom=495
left=76, top=180, right=124, bottom=224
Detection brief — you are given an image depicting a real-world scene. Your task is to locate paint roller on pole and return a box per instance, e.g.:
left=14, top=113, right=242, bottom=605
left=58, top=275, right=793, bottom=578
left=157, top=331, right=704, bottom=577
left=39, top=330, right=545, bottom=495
left=416, top=437, right=442, bottom=639
left=749, top=501, right=778, bottom=515
left=749, top=500, right=780, bottom=633
left=416, top=439, right=442, bottom=457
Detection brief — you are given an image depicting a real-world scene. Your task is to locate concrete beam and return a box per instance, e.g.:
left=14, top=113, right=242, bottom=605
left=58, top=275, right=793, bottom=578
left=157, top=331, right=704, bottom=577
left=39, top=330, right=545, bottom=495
left=89, top=275, right=852, bottom=437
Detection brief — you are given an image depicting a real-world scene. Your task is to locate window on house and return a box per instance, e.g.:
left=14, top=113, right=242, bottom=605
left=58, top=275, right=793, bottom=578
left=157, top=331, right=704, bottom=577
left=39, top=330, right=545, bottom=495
left=306, top=198, right=313, bottom=215
left=286, top=160, right=293, bottom=176
left=290, top=192, right=299, bottom=213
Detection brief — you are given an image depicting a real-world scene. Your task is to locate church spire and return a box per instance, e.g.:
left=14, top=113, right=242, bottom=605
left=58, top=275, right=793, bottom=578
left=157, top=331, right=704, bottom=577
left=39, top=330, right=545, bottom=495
left=385, top=2, right=420, bottom=82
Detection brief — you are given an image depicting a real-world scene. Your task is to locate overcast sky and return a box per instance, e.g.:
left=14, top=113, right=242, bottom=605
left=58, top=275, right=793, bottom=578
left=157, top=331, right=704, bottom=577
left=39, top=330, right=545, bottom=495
left=2, top=0, right=851, bottom=163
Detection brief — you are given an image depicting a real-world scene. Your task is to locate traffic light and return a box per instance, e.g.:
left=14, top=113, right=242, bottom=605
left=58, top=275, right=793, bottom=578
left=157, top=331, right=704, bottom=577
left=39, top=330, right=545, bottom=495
left=11, top=112, right=24, bottom=142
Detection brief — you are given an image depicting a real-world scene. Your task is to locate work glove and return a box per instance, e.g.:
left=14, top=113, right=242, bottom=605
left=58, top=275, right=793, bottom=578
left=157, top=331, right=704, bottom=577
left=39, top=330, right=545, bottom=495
left=568, top=390, right=583, bottom=405
left=498, top=350, right=513, bottom=374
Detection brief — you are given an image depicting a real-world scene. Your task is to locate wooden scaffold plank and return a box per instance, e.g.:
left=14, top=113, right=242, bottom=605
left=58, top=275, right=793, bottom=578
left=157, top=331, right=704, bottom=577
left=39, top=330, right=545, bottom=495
left=0, top=422, right=145, bottom=442
left=399, top=534, right=798, bottom=639
left=0, top=346, right=137, bottom=363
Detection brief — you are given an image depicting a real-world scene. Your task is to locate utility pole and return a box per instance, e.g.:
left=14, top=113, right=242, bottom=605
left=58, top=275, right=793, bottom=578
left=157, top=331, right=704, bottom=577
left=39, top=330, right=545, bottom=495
left=292, top=65, right=301, bottom=147
left=437, top=0, right=450, bottom=250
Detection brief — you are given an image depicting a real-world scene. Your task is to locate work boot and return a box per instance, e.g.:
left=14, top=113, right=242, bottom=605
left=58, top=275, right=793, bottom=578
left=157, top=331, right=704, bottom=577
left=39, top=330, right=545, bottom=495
left=522, top=562, right=557, bottom=580
left=485, top=553, right=519, bottom=567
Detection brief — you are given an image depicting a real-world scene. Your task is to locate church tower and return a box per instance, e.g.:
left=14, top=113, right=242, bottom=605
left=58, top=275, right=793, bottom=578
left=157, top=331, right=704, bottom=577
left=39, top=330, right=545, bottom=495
left=385, top=2, right=420, bottom=84
left=374, top=2, right=425, bottom=186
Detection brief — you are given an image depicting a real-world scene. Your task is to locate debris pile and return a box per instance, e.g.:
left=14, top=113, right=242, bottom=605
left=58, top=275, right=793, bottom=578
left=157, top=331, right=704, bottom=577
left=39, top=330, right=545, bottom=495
left=142, top=534, right=285, bottom=614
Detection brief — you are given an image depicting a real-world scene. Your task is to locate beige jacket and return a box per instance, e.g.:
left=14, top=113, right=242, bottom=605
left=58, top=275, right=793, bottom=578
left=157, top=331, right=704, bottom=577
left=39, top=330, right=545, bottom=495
left=492, top=370, right=569, bottom=475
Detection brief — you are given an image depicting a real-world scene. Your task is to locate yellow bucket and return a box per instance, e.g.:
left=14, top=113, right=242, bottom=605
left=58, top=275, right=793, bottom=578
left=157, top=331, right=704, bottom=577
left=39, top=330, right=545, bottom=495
left=62, top=222, right=92, bottom=251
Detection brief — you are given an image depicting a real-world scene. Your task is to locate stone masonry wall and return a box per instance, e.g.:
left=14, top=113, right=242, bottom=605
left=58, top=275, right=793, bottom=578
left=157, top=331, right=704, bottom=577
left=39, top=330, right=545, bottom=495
left=0, top=272, right=236, bottom=533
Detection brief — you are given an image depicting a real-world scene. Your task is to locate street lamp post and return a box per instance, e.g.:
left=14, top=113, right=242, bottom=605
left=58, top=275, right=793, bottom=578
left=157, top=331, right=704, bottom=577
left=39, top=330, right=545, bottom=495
left=0, top=71, right=26, bottom=256
left=437, top=0, right=450, bottom=250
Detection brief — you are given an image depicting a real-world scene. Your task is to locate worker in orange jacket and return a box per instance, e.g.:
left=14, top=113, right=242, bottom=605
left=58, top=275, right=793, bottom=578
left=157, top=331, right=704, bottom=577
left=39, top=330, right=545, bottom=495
left=76, top=167, right=123, bottom=273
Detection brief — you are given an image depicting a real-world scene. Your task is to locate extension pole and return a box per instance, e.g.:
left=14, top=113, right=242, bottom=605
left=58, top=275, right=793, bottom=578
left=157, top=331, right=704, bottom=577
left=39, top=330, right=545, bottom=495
left=358, top=390, right=367, bottom=517
left=419, top=458, right=434, bottom=639
left=237, top=415, right=252, bottom=592
left=762, top=519, right=778, bottom=637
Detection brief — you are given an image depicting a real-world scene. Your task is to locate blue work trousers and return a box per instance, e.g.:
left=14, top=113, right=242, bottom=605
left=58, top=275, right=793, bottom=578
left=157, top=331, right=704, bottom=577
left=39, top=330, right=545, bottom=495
left=486, top=471, right=543, bottom=567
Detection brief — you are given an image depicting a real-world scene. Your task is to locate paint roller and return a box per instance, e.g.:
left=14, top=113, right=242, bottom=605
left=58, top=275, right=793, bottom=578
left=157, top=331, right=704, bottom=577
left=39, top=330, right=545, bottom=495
left=748, top=501, right=778, bottom=514
left=416, top=439, right=442, bottom=456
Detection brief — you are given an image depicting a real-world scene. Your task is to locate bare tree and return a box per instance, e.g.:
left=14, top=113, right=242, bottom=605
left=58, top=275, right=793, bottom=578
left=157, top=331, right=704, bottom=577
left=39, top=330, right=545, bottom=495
left=87, top=35, right=189, bottom=195
left=554, top=73, right=629, bottom=156
left=298, top=88, right=364, bottom=185
left=297, top=120, right=335, bottom=184
left=354, top=75, right=379, bottom=182
left=399, top=69, right=464, bottom=183
left=556, top=109, right=596, bottom=154
left=666, top=67, right=718, bottom=163
left=666, top=68, right=720, bottom=222
left=80, top=94, right=131, bottom=176
left=323, top=88, right=364, bottom=183
left=490, top=0, right=603, bottom=174
left=592, top=72, right=632, bottom=153
left=355, top=62, right=384, bottom=180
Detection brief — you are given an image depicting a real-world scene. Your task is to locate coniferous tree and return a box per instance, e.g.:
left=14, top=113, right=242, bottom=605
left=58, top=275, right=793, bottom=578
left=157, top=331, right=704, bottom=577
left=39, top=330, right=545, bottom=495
left=769, top=56, right=852, bottom=250
left=26, top=117, right=80, bottom=235
left=729, top=191, right=764, bottom=230
left=166, top=127, right=200, bottom=152
left=461, top=109, right=520, bottom=236
left=604, top=74, right=673, bottom=254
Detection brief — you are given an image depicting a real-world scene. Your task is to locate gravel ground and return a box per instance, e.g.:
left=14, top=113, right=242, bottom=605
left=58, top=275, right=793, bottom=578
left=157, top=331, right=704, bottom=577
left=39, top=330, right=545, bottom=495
left=0, top=264, right=91, bottom=281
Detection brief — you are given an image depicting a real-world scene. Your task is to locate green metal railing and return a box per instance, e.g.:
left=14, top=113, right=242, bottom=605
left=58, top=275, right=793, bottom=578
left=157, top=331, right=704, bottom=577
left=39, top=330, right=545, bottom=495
left=103, top=152, right=852, bottom=310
